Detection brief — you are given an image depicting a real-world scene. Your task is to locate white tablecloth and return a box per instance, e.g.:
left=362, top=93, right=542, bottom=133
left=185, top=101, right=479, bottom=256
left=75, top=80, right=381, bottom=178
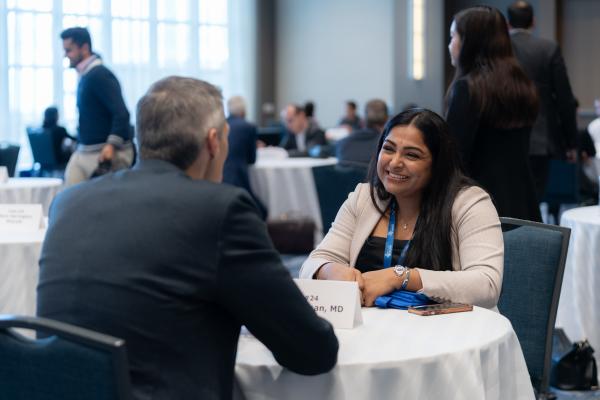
left=0, top=178, right=63, bottom=215
left=557, top=206, right=600, bottom=380
left=235, top=308, right=534, bottom=400
left=0, top=229, right=46, bottom=316
left=248, top=157, right=337, bottom=236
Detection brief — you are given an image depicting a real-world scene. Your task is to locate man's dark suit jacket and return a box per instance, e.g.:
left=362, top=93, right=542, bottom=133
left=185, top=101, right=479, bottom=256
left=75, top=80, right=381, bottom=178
left=335, top=128, right=380, bottom=167
left=280, top=126, right=327, bottom=157
left=37, top=159, right=338, bottom=400
left=510, top=30, right=577, bottom=156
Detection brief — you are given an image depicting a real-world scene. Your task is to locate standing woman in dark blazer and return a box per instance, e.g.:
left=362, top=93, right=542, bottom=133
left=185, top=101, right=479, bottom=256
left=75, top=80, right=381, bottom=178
left=445, top=5, right=541, bottom=221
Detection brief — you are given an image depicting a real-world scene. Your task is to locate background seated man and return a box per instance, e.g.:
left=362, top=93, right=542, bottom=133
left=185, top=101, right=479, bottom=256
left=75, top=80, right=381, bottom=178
left=280, top=103, right=327, bottom=157
left=223, top=95, right=267, bottom=218
left=37, top=76, right=338, bottom=400
left=336, top=99, right=388, bottom=167
left=42, top=106, right=76, bottom=166
left=338, top=100, right=362, bottom=131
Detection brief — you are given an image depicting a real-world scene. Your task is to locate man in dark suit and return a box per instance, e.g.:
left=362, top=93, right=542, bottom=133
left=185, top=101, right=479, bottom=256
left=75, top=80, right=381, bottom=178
left=336, top=99, right=388, bottom=167
left=280, top=104, right=327, bottom=157
left=37, top=77, right=338, bottom=400
left=223, top=96, right=267, bottom=218
left=508, top=1, right=578, bottom=202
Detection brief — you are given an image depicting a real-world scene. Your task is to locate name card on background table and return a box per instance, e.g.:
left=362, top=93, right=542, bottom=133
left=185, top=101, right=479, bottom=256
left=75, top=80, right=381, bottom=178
left=294, top=279, right=363, bottom=329
left=0, top=166, right=8, bottom=183
left=0, top=204, right=45, bottom=232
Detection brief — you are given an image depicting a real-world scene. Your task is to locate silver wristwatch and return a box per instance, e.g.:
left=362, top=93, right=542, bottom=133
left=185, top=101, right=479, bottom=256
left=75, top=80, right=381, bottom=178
left=393, top=265, right=408, bottom=278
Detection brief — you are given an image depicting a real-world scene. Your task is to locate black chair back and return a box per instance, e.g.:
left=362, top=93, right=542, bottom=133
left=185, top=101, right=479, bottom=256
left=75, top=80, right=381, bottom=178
left=27, top=127, right=58, bottom=171
left=0, top=315, right=132, bottom=400
left=312, top=164, right=367, bottom=235
left=0, top=143, right=20, bottom=177
left=498, top=217, right=571, bottom=398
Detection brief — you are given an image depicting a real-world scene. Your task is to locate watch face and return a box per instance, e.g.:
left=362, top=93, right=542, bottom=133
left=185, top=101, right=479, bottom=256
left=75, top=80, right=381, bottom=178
left=394, top=265, right=407, bottom=277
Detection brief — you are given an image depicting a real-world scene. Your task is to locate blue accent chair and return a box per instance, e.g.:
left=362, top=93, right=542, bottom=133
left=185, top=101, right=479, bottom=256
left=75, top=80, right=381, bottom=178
left=0, top=314, right=132, bottom=400
left=312, top=164, right=368, bottom=236
left=498, top=217, right=571, bottom=399
left=27, top=127, right=62, bottom=176
left=0, top=143, right=20, bottom=177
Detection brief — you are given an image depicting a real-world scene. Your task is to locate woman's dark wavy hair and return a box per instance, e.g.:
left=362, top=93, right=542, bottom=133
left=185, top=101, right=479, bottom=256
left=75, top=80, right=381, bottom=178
left=448, top=5, right=538, bottom=129
left=367, top=108, right=475, bottom=271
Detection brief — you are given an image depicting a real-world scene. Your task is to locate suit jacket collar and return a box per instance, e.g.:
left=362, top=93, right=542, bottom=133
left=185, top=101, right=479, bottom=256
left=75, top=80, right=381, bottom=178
left=133, top=158, right=187, bottom=175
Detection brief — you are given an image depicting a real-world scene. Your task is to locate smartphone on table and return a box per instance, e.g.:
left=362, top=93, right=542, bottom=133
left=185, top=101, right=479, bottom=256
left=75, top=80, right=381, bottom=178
left=408, top=303, right=473, bottom=316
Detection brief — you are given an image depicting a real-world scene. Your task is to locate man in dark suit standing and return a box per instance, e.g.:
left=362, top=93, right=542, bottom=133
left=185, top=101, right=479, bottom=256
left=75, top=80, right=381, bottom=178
left=37, top=77, right=338, bottom=400
left=280, top=104, right=327, bottom=157
left=223, top=96, right=266, bottom=218
left=508, top=1, right=578, bottom=202
left=335, top=99, right=388, bottom=167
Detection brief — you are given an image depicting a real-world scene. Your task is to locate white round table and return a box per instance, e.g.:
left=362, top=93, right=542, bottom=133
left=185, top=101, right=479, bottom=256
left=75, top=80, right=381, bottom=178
left=557, top=205, right=600, bottom=380
left=249, top=157, right=337, bottom=237
left=235, top=307, right=534, bottom=400
left=0, top=178, right=63, bottom=215
left=0, top=229, right=46, bottom=316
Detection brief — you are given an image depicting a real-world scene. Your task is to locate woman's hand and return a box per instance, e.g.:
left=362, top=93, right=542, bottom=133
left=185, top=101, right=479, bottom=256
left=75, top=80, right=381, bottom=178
left=315, top=263, right=364, bottom=290
left=361, top=269, right=400, bottom=307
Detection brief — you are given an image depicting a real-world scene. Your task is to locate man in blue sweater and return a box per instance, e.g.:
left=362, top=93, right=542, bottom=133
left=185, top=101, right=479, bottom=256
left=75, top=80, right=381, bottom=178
left=60, top=27, right=134, bottom=185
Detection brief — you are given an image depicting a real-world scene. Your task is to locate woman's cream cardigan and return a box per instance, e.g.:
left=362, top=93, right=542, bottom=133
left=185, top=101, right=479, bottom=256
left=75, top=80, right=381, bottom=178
left=300, top=184, right=504, bottom=309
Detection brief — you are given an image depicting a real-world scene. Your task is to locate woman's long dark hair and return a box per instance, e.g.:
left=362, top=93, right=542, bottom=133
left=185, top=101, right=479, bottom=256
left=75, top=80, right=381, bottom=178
left=367, top=108, right=475, bottom=271
left=448, top=6, right=538, bottom=129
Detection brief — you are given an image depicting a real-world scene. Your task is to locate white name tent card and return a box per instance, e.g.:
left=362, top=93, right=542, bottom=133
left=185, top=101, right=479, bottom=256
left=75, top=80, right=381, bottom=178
left=0, top=166, right=8, bottom=183
left=0, top=204, right=46, bottom=232
left=294, top=279, right=363, bottom=329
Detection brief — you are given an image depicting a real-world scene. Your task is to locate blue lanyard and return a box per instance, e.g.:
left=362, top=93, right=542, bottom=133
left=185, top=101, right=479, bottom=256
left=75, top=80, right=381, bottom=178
left=383, top=200, right=411, bottom=268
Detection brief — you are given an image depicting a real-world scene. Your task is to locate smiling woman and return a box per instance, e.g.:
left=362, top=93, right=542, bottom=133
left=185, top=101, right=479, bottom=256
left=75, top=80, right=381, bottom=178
left=300, top=108, right=505, bottom=310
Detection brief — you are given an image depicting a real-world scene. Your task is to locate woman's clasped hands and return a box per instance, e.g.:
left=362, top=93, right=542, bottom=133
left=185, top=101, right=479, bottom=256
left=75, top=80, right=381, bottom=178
left=316, top=263, right=401, bottom=307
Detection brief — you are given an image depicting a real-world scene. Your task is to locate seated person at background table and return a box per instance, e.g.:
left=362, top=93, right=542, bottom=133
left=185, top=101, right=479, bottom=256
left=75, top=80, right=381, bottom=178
left=304, top=101, right=322, bottom=131
left=336, top=99, right=388, bottom=167
left=300, top=108, right=504, bottom=309
left=579, top=127, right=599, bottom=205
left=223, top=95, right=267, bottom=219
left=42, top=106, right=76, bottom=165
left=37, top=76, right=339, bottom=400
left=587, top=98, right=600, bottom=148
left=280, top=104, right=327, bottom=157
left=338, top=100, right=363, bottom=131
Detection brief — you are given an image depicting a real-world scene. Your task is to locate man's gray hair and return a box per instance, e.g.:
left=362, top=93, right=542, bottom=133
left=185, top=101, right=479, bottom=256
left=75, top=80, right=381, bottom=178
left=227, top=96, right=246, bottom=117
left=365, top=99, right=389, bottom=130
left=136, top=76, right=225, bottom=170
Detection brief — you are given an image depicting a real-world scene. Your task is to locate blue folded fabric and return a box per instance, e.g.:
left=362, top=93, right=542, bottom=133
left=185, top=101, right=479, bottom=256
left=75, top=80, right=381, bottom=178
left=375, top=290, right=434, bottom=309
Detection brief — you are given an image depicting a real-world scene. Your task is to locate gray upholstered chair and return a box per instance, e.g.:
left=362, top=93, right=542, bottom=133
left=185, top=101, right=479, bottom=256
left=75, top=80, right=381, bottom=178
left=0, top=314, right=131, bottom=400
left=498, top=217, right=571, bottom=400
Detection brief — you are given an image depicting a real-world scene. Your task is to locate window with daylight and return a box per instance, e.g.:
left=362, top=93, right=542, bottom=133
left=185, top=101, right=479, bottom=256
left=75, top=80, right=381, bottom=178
left=0, top=0, right=256, bottom=168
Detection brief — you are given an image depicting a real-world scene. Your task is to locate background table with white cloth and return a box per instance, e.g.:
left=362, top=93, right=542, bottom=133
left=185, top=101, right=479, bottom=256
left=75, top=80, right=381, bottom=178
left=235, top=307, right=534, bottom=400
left=0, top=229, right=46, bottom=316
left=0, top=178, right=62, bottom=215
left=557, top=206, right=600, bottom=380
left=248, top=157, right=337, bottom=237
